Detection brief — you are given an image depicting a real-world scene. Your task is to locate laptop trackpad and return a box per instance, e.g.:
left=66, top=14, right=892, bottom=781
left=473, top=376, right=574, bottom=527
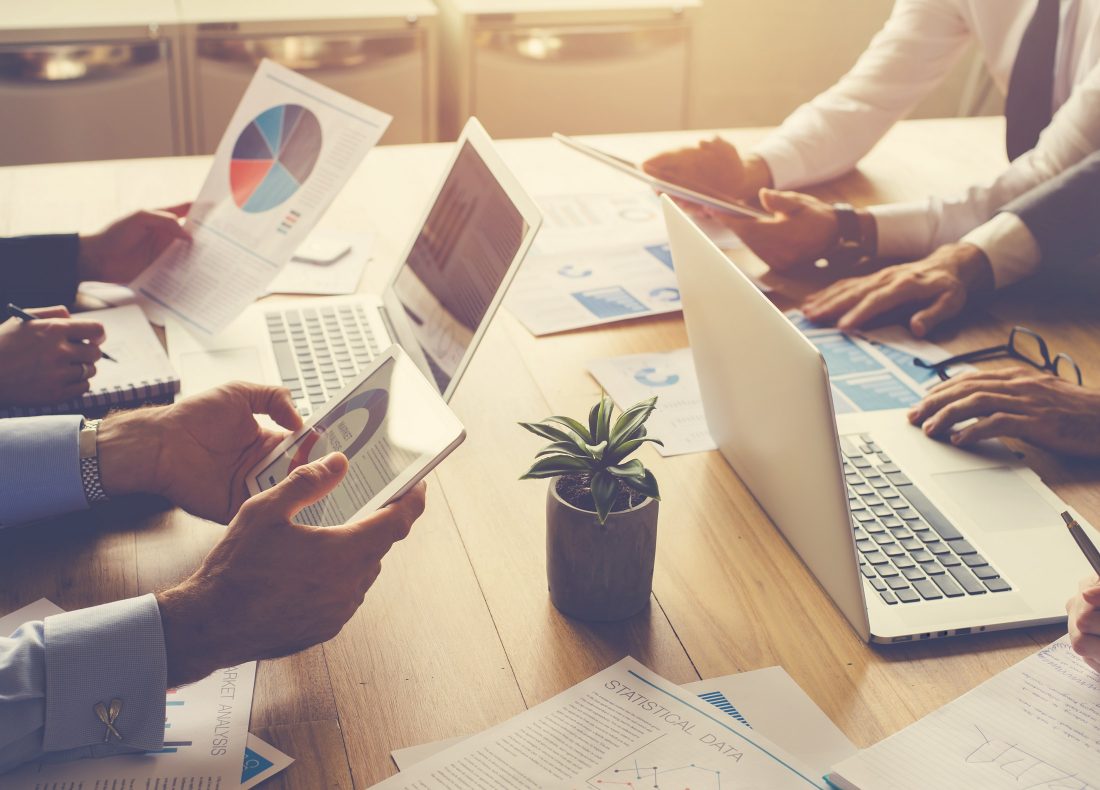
left=179, top=348, right=264, bottom=396
left=931, top=468, right=1056, bottom=533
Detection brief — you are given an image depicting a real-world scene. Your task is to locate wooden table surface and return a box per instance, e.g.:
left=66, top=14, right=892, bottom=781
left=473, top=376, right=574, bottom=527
left=2, top=117, right=1100, bottom=788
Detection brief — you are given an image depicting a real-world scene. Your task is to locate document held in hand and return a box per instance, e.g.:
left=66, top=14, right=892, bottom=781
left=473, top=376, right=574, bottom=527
left=132, top=59, right=391, bottom=335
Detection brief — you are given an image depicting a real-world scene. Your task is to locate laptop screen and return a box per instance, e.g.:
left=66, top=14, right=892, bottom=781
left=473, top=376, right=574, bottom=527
left=391, top=140, right=528, bottom=394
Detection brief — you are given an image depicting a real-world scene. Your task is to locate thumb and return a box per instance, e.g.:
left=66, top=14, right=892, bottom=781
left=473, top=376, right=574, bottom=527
left=262, top=452, right=349, bottom=519
left=758, top=189, right=805, bottom=216
left=26, top=305, right=70, bottom=319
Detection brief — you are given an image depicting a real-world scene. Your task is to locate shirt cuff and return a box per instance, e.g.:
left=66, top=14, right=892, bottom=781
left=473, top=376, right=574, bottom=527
left=868, top=201, right=938, bottom=260
left=43, top=594, right=166, bottom=755
left=960, top=212, right=1043, bottom=289
left=0, top=415, right=86, bottom=527
left=751, top=137, right=811, bottom=191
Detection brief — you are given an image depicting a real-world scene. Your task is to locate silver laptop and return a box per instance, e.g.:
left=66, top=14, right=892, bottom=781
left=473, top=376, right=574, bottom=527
left=662, top=195, right=1095, bottom=644
left=167, top=117, right=542, bottom=411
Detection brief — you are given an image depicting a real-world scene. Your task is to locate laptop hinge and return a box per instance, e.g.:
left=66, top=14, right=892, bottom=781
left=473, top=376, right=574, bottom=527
left=378, top=305, right=399, bottom=346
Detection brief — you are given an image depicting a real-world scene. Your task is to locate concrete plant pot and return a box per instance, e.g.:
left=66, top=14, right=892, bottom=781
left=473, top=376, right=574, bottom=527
left=546, top=477, right=659, bottom=621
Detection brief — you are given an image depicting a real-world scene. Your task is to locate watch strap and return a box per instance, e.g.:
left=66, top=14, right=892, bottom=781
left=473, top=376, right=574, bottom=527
left=79, top=419, right=109, bottom=506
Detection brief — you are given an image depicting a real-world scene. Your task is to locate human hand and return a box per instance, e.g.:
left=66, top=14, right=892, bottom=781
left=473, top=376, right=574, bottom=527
left=0, top=306, right=104, bottom=406
left=97, top=381, right=304, bottom=523
left=802, top=242, right=994, bottom=337
left=907, top=368, right=1100, bottom=456
left=77, top=204, right=191, bottom=283
left=722, top=189, right=844, bottom=272
left=643, top=137, right=771, bottom=203
left=156, top=454, right=426, bottom=685
left=1067, top=576, right=1100, bottom=673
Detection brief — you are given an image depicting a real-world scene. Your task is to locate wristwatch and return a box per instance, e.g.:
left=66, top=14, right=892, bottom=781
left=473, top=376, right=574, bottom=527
left=830, top=203, right=872, bottom=265
left=79, top=418, right=110, bottom=505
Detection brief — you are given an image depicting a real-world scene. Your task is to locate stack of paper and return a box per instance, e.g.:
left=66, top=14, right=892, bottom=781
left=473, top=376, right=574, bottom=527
left=376, top=656, right=846, bottom=789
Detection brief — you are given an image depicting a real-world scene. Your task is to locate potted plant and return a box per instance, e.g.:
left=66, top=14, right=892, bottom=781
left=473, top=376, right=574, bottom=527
left=519, top=395, right=662, bottom=621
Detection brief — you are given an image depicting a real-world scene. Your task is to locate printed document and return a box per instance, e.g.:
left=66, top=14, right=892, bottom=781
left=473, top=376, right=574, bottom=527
left=827, top=636, right=1100, bottom=789
left=392, top=666, right=855, bottom=780
left=588, top=348, right=717, bottom=457
left=506, top=193, right=741, bottom=336
left=266, top=230, right=373, bottom=296
left=370, top=656, right=827, bottom=789
left=132, top=59, right=391, bottom=335
left=0, top=600, right=257, bottom=790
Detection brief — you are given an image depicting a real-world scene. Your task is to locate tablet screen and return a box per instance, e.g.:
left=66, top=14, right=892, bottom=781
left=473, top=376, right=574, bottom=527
left=252, top=353, right=459, bottom=525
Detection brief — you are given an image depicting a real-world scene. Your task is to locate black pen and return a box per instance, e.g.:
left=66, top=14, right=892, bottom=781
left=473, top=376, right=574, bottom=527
left=6, top=302, right=117, bottom=362
left=1063, top=510, right=1100, bottom=576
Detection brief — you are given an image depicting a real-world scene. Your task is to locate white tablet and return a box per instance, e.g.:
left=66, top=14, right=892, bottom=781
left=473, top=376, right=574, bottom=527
left=553, top=133, right=770, bottom=220
left=245, top=346, right=466, bottom=526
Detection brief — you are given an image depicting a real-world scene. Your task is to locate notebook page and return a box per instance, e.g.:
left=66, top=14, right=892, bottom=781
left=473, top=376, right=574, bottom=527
left=828, top=636, right=1100, bottom=789
left=86, top=304, right=177, bottom=396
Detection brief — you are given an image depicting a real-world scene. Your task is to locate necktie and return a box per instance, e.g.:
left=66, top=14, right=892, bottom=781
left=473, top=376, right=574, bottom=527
left=1005, top=0, right=1061, bottom=161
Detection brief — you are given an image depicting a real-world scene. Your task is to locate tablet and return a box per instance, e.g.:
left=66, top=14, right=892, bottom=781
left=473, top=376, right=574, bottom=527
left=553, top=133, right=771, bottom=221
left=245, top=346, right=466, bottom=526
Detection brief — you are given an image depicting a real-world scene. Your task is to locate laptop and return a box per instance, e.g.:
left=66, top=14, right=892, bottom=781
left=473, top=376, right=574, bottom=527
left=167, top=117, right=542, bottom=411
left=662, top=195, right=1095, bottom=644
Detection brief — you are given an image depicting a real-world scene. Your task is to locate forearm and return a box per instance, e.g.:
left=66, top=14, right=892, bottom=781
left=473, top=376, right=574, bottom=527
left=752, top=0, right=970, bottom=190
left=0, top=596, right=167, bottom=775
left=0, top=235, right=81, bottom=309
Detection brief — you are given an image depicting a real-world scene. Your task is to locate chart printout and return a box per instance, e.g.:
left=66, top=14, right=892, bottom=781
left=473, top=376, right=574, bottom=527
left=369, top=656, right=826, bottom=789
left=827, top=636, right=1100, bottom=789
left=132, top=59, right=391, bottom=335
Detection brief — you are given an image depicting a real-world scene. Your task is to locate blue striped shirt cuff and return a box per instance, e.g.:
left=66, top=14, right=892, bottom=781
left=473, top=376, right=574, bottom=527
left=0, top=416, right=86, bottom=527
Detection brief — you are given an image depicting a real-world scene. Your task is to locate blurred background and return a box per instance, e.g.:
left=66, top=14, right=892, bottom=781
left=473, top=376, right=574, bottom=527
left=0, top=0, right=1003, bottom=166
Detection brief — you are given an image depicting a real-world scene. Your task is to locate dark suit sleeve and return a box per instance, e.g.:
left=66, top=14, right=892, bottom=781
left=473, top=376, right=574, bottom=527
left=1002, top=150, right=1100, bottom=267
left=0, top=234, right=81, bottom=309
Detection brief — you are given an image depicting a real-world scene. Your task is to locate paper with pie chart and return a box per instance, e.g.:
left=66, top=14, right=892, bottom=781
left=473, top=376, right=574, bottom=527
left=132, top=59, right=392, bottom=336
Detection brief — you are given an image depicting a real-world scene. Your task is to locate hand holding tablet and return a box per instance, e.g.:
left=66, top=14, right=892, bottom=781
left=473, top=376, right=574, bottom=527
left=247, top=346, right=466, bottom=526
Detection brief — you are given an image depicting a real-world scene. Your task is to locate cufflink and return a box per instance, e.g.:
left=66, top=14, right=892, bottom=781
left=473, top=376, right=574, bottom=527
left=94, top=698, right=123, bottom=743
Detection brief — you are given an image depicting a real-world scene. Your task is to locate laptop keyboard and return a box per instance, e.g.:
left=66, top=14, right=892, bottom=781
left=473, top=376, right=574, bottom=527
left=841, top=433, right=1012, bottom=606
left=264, top=304, right=383, bottom=416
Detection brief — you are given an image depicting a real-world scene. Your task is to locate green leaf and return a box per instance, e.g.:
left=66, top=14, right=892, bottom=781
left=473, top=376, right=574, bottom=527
left=518, top=421, right=576, bottom=444
left=609, top=396, right=658, bottom=448
left=605, top=436, right=664, bottom=464
left=536, top=441, right=586, bottom=458
left=520, top=454, right=594, bottom=480
left=587, top=401, right=602, bottom=442
left=545, top=415, right=593, bottom=444
left=584, top=440, right=607, bottom=460
left=606, top=459, right=646, bottom=480
left=594, top=395, right=615, bottom=443
left=622, top=468, right=660, bottom=501
left=590, top=470, right=618, bottom=525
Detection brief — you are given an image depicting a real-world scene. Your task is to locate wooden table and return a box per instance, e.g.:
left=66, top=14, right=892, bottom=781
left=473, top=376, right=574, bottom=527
left=3, top=117, right=1100, bottom=788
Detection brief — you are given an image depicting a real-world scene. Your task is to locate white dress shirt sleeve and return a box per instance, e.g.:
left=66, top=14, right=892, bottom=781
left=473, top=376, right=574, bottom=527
left=0, top=594, right=167, bottom=774
left=871, top=58, right=1100, bottom=259
left=751, top=0, right=972, bottom=189
left=959, top=211, right=1043, bottom=288
left=0, top=415, right=87, bottom=527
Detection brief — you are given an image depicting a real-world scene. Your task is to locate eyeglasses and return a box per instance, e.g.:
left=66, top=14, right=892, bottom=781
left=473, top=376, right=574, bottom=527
left=912, top=326, right=1083, bottom=385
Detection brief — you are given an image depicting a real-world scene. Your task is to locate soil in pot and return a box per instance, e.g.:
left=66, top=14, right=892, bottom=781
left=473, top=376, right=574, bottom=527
left=556, top=472, right=646, bottom=516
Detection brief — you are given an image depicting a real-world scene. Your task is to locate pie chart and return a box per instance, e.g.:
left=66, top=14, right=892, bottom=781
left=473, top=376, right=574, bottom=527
left=229, top=104, right=322, bottom=213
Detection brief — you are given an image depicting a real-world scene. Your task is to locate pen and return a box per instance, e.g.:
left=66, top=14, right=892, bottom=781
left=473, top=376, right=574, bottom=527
left=6, top=302, right=117, bottom=362
left=1062, top=510, right=1100, bottom=576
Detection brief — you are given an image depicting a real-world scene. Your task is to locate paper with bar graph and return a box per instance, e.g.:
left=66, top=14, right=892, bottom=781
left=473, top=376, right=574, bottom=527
left=0, top=600, right=256, bottom=789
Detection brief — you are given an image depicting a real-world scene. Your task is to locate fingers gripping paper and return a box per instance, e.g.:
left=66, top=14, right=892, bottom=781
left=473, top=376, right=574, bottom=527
left=132, top=60, right=391, bottom=336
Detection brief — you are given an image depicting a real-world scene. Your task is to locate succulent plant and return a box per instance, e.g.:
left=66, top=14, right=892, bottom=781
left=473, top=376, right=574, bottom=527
left=519, top=395, right=662, bottom=524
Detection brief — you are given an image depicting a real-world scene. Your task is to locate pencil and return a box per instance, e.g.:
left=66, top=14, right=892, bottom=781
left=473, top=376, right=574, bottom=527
left=6, top=302, right=117, bottom=362
left=1062, top=510, right=1100, bottom=576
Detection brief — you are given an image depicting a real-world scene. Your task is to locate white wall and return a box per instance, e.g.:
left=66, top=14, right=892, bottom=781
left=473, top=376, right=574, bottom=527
left=686, top=0, right=1002, bottom=129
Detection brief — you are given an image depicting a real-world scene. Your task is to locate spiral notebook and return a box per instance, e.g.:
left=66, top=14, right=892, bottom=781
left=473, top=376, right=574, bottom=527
left=0, top=305, right=179, bottom=417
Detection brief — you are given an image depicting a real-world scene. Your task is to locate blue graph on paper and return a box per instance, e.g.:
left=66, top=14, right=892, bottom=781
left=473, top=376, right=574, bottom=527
left=697, top=690, right=752, bottom=728
left=573, top=286, right=648, bottom=319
